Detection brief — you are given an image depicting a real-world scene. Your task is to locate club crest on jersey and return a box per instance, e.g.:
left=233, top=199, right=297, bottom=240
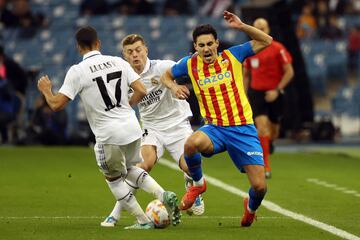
left=151, top=78, right=159, bottom=86
left=220, top=58, right=229, bottom=68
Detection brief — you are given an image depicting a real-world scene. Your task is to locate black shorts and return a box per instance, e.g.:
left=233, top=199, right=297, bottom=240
left=248, top=88, right=284, bottom=123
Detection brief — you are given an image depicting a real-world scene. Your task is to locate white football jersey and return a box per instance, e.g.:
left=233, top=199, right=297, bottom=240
left=137, top=59, right=192, bottom=131
left=59, top=50, right=142, bottom=145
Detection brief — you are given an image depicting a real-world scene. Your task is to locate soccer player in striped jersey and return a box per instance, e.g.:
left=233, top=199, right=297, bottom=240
left=101, top=34, right=204, bottom=227
left=37, top=26, right=180, bottom=230
left=160, top=11, right=273, bottom=227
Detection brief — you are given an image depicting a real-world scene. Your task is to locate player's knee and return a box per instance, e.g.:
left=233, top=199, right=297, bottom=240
left=257, top=125, right=269, bottom=136
left=184, top=138, right=198, bottom=155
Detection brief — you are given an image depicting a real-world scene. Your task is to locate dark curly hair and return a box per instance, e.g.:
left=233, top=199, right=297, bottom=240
left=192, top=24, right=218, bottom=43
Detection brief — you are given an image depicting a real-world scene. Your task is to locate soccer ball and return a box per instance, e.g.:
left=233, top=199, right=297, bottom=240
left=145, top=199, right=171, bottom=228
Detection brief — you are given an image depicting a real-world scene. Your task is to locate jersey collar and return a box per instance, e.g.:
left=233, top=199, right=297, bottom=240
left=140, top=58, right=151, bottom=75
left=83, top=50, right=101, bottom=61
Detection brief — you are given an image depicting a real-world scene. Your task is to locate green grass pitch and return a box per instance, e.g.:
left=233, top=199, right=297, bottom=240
left=0, top=146, right=359, bottom=240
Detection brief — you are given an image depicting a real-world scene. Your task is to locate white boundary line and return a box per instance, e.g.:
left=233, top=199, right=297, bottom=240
left=0, top=216, right=102, bottom=219
left=159, top=158, right=360, bottom=240
left=307, top=178, right=360, bottom=198
left=0, top=216, right=283, bottom=220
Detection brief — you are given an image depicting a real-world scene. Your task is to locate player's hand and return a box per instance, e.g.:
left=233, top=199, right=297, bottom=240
left=37, top=75, right=52, bottom=93
left=171, top=85, right=190, bottom=100
left=265, top=89, right=279, bottom=102
left=223, top=11, right=244, bottom=29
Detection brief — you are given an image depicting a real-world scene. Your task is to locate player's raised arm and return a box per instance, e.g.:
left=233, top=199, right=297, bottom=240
left=129, top=79, right=147, bottom=107
left=160, top=68, right=190, bottom=100
left=37, top=75, right=70, bottom=112
left=223, top=11, right=272, bottom=54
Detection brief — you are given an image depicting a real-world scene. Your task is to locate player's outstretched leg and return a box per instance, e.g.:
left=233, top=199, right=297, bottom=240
left=101, top=180, right=138, bottom=227
left=123, top=167, right=182, bottom=226
left=162, top=191, right=181, bottom=226
left=106, top=178, right=153, bottom=229
left=126, top=166, right=165, bottom=200
left=241, top=165, right=267, bottom=227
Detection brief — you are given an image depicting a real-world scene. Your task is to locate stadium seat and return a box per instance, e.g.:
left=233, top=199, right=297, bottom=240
left=303, top=52, right=327, bottom=94
left=331, top=87, right=353, bottom=117
left=350, top=85, right=360, bottom=117
left=324, top=40, right=348, bottom=84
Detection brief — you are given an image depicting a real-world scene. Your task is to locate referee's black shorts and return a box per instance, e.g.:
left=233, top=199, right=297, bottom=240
left=248, top=88, right=284, bottom=124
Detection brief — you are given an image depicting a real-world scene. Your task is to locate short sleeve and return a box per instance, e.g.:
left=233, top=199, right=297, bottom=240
left=228, top=41, right=255, bottom=63
left=156, top=60, right=175, bottom=75
left=171, top=56, right=190, bottom=79
left=59, top=66, right=81, bottom=100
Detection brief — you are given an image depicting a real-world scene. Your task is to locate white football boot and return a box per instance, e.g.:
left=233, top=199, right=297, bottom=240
left=100, top=216, right=118, bottom=227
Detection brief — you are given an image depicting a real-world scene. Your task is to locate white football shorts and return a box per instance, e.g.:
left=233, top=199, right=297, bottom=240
left=94, top=138, right=143, bottom=178
left=141, top=119, right=193, bottom=164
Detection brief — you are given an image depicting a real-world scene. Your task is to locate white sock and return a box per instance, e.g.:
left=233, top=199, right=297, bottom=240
left=107, top=179, right=138, bottom=219
left=109, top=201, right=121, bottom=220
left=193, top=177, right=204, bottom=186
left=126, top=166, right=165, bottom=201
left=125, top=179, right=139, bottom=195
left=106, top=178, right=149, bottom=224
left=120, top=193, right=149, bottom=224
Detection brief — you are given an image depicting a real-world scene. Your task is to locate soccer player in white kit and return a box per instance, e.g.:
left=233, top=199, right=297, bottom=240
left=101, top=34, right=205, bottom=227
left=37, top=26, right=181, bottom=229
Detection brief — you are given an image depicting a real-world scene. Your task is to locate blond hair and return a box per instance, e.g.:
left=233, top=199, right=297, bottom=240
left=121, top=34, right=146, bottom=49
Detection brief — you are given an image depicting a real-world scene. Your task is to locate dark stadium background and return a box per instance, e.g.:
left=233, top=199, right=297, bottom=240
left=1, top=0, right=359, bottom=145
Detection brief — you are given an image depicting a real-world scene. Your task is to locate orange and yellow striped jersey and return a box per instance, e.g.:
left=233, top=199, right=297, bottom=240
left=171, top=42, right=255, bottom=126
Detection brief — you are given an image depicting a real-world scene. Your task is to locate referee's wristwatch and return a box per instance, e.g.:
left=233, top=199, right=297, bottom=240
left=277, top=88, right=285, bottom=95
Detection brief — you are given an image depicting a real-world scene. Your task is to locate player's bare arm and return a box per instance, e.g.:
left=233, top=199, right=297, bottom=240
left=265, top=63, right=294, bottom=102
left=37, top=75, right=70, bottom=111
left=223, top=11, right=272, bottom=54
left=160, top=69, right=190, bottom=100
left=129, top=78, right=147, bottom=107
